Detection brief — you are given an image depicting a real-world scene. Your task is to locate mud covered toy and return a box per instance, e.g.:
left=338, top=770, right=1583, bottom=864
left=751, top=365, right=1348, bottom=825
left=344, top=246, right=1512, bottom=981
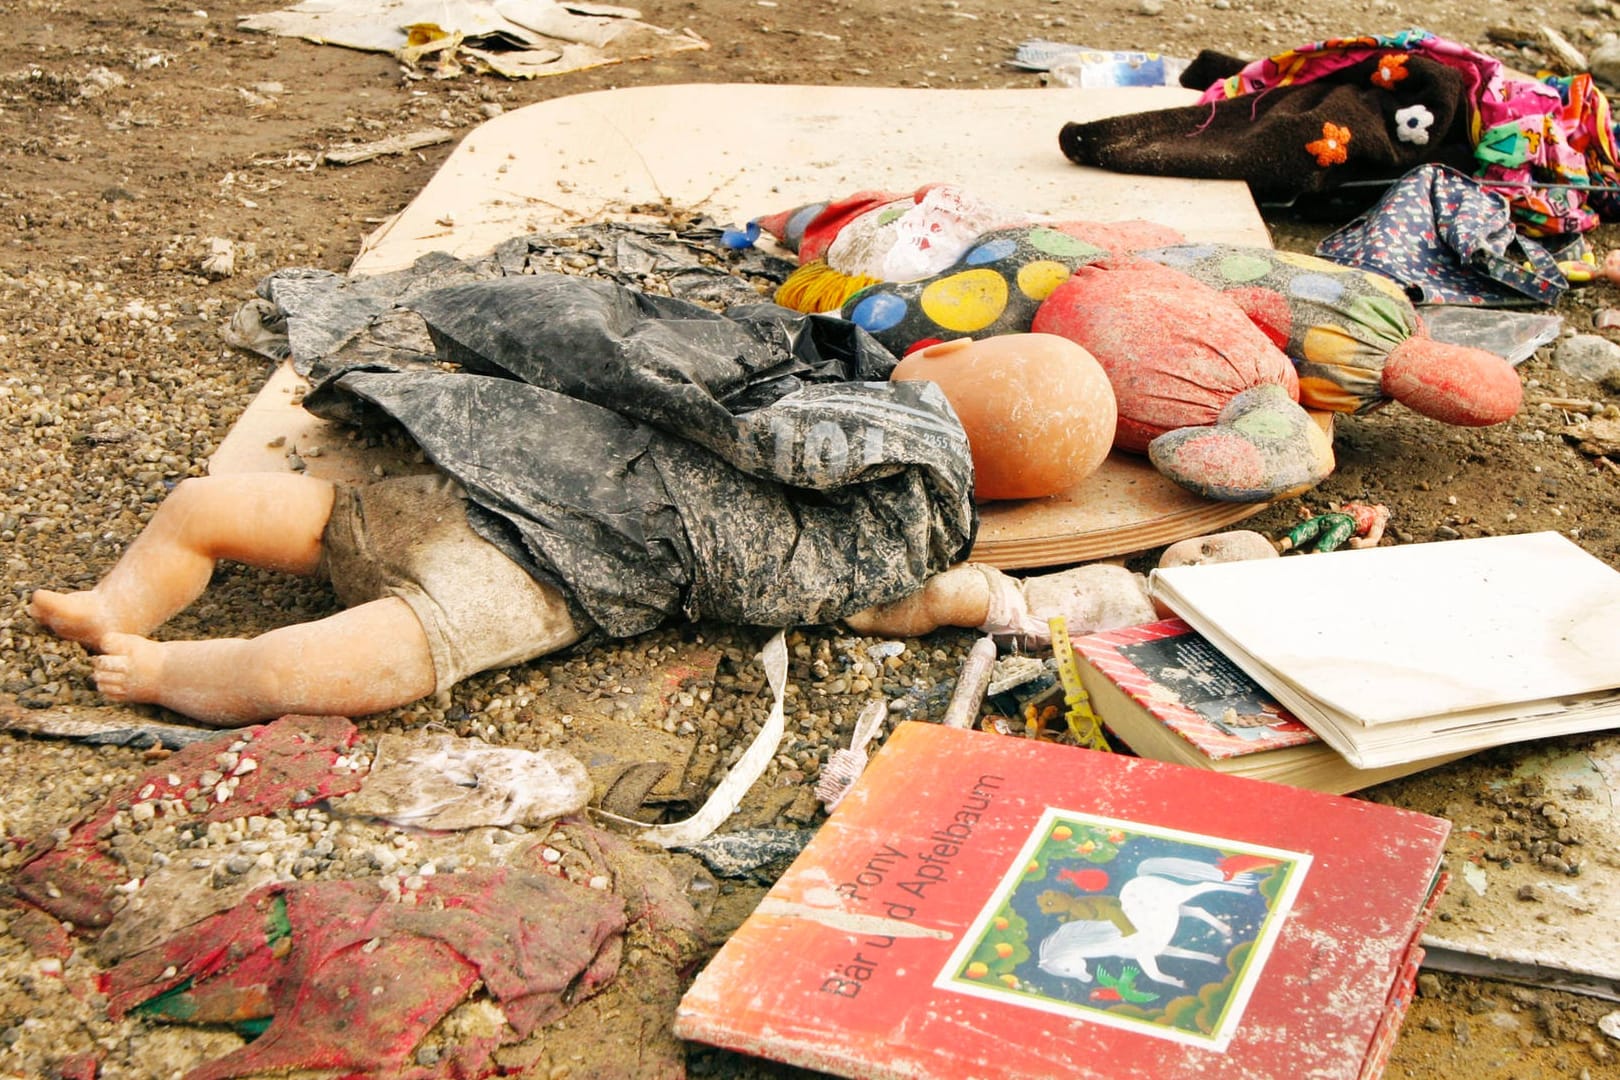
left=753, top=185, right=1183, bottom=319
left=1030, top=257, right=1334, bottom=501
left=833, top=228, right=1334, bottom=501
left=1135, top=243, right=1523, bottom=425
left=826, top=226, right=1518, bottom=500
left=840, top=224, right=1113, bottom=355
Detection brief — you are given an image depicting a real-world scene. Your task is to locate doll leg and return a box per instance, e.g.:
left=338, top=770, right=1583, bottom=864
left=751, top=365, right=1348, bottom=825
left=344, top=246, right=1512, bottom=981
left=842, top=565, right=992, bottom=637
left=29, top=473, right=335, bottom=652
left=845, top=562, right=1157, bottom=643
left=90, top=596, right=437, bottom=727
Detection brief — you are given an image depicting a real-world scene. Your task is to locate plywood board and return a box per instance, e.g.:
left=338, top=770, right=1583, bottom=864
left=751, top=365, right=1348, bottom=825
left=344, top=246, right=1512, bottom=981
left=350, top=83, right=1269, bottom=274
left=214, top=82, right=1290, bottom=567
left=972, top=455, right=1283, bottom=569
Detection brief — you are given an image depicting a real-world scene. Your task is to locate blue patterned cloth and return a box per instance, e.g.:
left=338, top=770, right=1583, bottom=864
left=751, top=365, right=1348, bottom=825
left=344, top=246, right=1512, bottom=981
left=1316, top=165, right=1567, bottom=307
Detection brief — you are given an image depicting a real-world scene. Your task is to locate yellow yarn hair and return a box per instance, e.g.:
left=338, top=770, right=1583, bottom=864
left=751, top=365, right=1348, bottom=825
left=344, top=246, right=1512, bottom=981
left=773, top=260, right=881, bottom=314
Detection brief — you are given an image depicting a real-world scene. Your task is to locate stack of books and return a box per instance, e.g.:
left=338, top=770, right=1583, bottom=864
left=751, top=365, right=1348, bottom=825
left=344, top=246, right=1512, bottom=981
left=1146, top=531, right=1620, bottom=770
left=1067, top=617, right=1464, bottom=793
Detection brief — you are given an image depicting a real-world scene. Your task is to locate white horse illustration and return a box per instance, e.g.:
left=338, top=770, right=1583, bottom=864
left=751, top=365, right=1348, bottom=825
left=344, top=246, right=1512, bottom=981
left=1037, top=857, right=1256, bottom=988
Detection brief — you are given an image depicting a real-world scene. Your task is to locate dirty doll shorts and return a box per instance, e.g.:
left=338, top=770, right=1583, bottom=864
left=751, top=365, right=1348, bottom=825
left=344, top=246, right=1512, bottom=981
left=320, top=473, right=582, bottom=695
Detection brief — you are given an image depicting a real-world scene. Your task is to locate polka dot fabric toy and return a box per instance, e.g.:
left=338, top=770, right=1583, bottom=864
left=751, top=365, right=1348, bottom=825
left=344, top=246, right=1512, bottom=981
left=840, top=224, right=1111, bottom=356
left=1136, top=244, right=1522, bottom=426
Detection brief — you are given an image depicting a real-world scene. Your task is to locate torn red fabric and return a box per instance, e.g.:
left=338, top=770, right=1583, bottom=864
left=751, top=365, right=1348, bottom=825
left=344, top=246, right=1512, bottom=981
left=5, top=899, right=74, bottom=960
left=46, top=1054, right=100, bottom=1080
left=103, top=857, right=627, bottom=1080
left=13, top=714, right=364, bottom=930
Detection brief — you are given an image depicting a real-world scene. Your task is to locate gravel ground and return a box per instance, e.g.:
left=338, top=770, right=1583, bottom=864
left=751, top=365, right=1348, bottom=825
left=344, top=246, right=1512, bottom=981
left=5, top=1, right=1620, bottom=1077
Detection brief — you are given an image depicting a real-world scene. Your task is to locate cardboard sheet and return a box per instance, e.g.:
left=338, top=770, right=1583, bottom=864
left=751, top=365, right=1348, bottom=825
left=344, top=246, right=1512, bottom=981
left=213, top=83, right=1287, bottom=566
left=1402, top=735, right=1620, bottom=1001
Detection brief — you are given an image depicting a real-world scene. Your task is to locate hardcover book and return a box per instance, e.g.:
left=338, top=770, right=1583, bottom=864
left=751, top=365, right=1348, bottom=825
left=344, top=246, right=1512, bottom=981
left=676, top=722, right=1449, bottom=1079
left=1148, top=531, right=1620, bottom=769
left=1069, top=618, right=1466, bottom=793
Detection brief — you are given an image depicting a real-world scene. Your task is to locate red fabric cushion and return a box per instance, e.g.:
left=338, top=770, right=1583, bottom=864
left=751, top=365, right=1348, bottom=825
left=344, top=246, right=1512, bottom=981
left=1032, top=257, right=1299, bottom=452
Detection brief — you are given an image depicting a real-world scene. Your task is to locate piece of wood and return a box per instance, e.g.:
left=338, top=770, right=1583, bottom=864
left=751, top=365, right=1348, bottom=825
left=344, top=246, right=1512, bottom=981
left=970, top=412, right=1331, bottom=568
left=1537, top=24, right=1588, bottom=75
left=1529, top=395, right=1605, bottom=411
left=972, top=451, right=1271, bottom=566
left=320, top=127, right=454, bottom=166
left=0, top=698, right=216, bottom=749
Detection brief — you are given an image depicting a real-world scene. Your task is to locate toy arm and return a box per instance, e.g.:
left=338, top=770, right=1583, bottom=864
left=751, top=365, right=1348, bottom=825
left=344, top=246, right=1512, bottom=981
left=1381, top=336, right=1522, bottom=426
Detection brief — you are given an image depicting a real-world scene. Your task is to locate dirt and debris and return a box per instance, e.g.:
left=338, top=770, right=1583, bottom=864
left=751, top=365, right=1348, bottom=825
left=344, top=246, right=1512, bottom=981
left=4, top=2, right=1620, bottom=1078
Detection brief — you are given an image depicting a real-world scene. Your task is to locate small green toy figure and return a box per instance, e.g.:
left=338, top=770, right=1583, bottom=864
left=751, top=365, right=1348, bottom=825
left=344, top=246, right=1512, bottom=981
left=1275, top=501, right=1391, bottom=553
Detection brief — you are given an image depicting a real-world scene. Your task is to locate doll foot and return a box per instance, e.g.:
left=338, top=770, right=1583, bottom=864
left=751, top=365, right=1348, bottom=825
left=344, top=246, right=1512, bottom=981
left=29, top=589, right=118, bottom=651
left=1022, top=564, right=1157, bottom=638
left=1148, top=384, right=1334, bottom=502
left=978, top=563, right=1156, bottom=645
left=92, top=633, right=166, bottom=706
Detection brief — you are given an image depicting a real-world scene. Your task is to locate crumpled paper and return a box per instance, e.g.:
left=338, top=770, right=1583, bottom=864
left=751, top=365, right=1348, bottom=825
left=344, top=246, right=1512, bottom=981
left=239, top=0, right=707, bottom=79
left=335, top=731, right=593, bottom=829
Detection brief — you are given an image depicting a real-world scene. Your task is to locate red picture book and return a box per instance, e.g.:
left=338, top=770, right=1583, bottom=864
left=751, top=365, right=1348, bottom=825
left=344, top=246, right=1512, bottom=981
left=1071, top=618, right=1319, bottom=758
left=676, top=722, right=1449, bottom=1080
left=1068, top=619, right=1465, bottom=793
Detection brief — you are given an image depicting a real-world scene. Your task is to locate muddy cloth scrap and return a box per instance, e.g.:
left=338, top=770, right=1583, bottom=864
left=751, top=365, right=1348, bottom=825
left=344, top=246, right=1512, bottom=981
left=10, top=713, right=364, bottom=932
left=1060, top=28, right=1620, bottom=236
left=244, top=258, right=976, bottom=638
left=93, top=819, right=706, bottom=1080
left=6, top=710, right=709, bottom=1080
left=102, top=856, right=627, bottom=1080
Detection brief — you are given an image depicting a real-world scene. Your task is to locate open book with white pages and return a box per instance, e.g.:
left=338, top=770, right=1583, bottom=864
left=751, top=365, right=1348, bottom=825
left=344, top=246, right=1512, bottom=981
left=1147, top=532, right=1620, bottom=770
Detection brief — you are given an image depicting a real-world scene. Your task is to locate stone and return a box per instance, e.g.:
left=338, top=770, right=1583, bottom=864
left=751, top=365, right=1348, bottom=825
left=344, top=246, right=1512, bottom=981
left=1589, top=40, right=1620, bottom=93
left=1158, top=529, right=1279, bottom=569
left=1553, top=334, right=1620, bottom=384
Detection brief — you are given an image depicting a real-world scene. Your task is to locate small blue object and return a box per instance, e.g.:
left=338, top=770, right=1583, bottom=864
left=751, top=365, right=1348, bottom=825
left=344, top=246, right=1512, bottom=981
left=721, top=221, right=761, bottom=249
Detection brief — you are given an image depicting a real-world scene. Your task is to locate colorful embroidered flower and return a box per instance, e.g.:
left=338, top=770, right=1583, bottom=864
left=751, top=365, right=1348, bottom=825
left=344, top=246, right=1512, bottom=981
left=1371, top=54, right=1409, bottom=89
left=1394, top=104, right=1434, bottom=146
left=1306, top=123, right=1351, bottom=167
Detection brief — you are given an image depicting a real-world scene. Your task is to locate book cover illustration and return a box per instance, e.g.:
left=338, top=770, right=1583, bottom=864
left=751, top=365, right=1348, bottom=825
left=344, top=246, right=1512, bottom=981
left=1073, top=619, right=1319, bottom=759
left=676, top=724, right=1451, bottom=1080
left=938, top=807, right=1308, bottom=1052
